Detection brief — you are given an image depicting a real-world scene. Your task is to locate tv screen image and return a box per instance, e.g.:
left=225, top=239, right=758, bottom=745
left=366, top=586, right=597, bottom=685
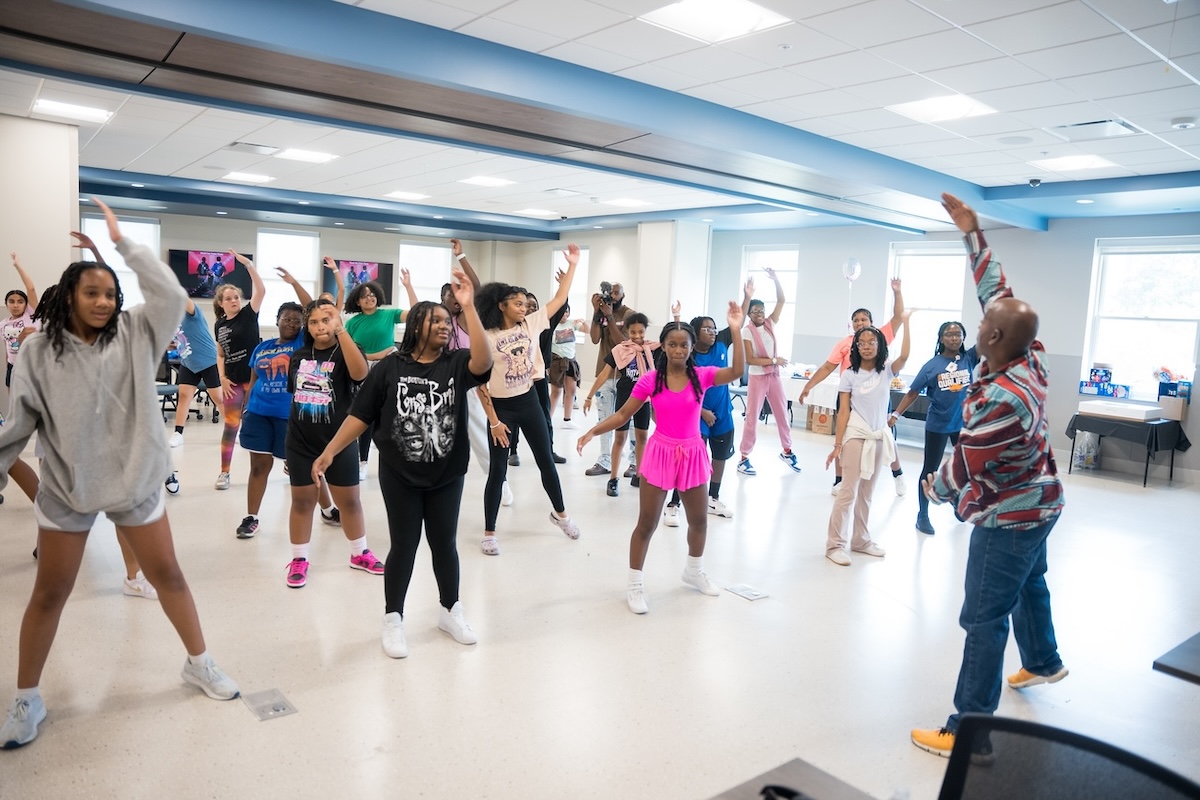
left=323, top=260, right=394, bottom=305
left=168, top=250, right=255, bottom=300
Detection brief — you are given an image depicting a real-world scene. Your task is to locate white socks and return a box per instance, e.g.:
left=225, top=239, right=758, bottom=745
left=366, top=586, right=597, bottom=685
left=628, top=568, right=644, bottom=587
left=291, top=543, right=310, bottom=560
left=187, top=651, right=211, bottom=667
left=15, top=686, right=40, bottom=702
left=349, top=536, right=367, bottom=556
left=686, top=555, right=703, bottom=572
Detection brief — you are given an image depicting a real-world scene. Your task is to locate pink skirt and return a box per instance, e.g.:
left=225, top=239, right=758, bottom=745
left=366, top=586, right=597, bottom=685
left=640, top=432, right=711, bottom=492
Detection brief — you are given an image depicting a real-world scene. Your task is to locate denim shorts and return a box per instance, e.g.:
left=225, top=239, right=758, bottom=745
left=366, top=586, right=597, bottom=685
left=35, top=488, right=165, bottom=532
left=239, top=411, right=288, bottom=458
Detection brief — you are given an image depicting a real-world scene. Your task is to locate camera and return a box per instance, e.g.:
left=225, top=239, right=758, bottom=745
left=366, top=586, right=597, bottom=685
left=598, top=280, right=614, bottom=307
left=1028, top=178, right=1041, bottom=187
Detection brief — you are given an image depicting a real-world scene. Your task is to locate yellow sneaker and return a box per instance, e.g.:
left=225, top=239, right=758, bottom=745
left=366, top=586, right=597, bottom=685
left=911, top=726, right=955, bottom=758
left=1007, top=666, right=1069, bottom=689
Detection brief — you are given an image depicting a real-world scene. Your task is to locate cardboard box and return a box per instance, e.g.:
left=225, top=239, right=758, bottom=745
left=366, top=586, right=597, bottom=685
left=1159, top=381, right=1192, bottom=404
left=805, top=404, right=815, bottom=431
left=1079, top=381, right=1131, bottom=399
left=1090, top=368, right=1113, bottom=384
left=812, top=408, right=836, bottom=435
left=1159, top=397, right=1188, bottom=422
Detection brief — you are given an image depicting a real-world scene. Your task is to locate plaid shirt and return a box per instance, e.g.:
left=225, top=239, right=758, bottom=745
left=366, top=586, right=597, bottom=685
left=931, top=230, right=1064, bottom=529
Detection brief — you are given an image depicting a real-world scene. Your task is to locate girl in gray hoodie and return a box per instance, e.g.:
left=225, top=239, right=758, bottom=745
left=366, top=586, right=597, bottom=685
left=0, top=199, right=239, bottom=751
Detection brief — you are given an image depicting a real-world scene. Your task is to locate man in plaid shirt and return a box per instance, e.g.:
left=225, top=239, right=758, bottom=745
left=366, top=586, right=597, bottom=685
left=911, top=193, right=1067, bottom=760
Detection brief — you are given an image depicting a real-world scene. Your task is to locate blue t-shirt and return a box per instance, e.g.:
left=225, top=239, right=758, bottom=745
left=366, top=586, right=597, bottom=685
left=911, top=348, right=978, bottom=434
left=246, top=335, right=303, bottom=419
left=694, top=342, right=734, bottom=437
left=175, top=304, right=218, bottom=372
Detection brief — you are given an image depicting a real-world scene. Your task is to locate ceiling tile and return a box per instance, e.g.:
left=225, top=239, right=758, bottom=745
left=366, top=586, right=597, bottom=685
left=786, top=50, right=908, bottom=88
left=942, top=151, right=1025, bottom=168
left=1102, top=85, right=1200, bottom=119
left=1008, top=101, right=1114, bottom=129
left=824, top=107, right=922, bottom=133
left=488, top=0, right=630, bottom=40
left=1159, top=127, right=1200, bottom=148
left=804, top=0, right=951, bottom=48
left=540, top=41, right=640, bottom=73
left=1084, top=0, right=1200, bottom=31
left=420, top=0, right=512, bottom=14
left=973, top=81, right=1083, bottom=113
left=790, top=117, right=856, bottom=137
left=1018, top=34, right=1157, bottom=81
left=786, top=88, right=878, bottom=117
left=868, top=28, right=1004, bottom=74
left=846, top=74, right=951, bottom=105
left=966, top=3, right=1122, bottom=56
left=833, top=124, right=957, bottom=148
left=925, top=0, right=1075, bottom=28
left=1112, top=148, right=1198, bottom=167
left=1133, top=15, right=1200, bottom=58
left=455, top=16, right=567, bottom=53
left=715, top=69, right=829, bottom=102
left=680, top=83, right=760, bottom=108
left=734, top=99, right=809, bottom=124
left=650, top=46, right=772, bottom=83
left=755, top=0, right=874, bottom=20
left=1058, top=62, right=1190, bottom=101
left=614, top=61, right=700, bottom=92
left=719, top=22, right=855, bottom=66
left=575, top=19, right=705, bottom=62
left=923, top=57, right=1046, bottom=94
left=353, top=0, right=477, bottom=28
left=932, top=114, right=1032, bottom=139
left=1085, top=135, right=1179, bottom=155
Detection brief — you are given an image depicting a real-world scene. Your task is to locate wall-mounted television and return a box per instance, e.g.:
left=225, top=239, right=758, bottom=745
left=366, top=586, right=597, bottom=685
left=323, top=260, right=394, bottom=305
left=167, top=250, right=255, bottom=299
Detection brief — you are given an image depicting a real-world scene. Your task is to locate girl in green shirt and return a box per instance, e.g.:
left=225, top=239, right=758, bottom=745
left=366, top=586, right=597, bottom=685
left=344, top=280, right=407, bottom=479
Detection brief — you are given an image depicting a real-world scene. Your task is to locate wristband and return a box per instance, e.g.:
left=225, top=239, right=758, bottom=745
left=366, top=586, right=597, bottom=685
left=490, top=422, right=502, bottom=429
left=455, top=253, right=467, bottom=261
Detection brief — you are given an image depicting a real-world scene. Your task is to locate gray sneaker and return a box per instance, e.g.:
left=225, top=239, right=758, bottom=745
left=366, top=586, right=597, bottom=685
left=181, top=657, right=240, bottom=700
left=214, top=472, right=231, bottom=490
left=1, top=694, right=47, bottom=749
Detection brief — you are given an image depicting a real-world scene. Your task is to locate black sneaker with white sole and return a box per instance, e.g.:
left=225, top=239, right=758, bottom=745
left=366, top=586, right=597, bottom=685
left=320, top=506, right=341, bottom=526
left=236, top=515, right=259, bottom=539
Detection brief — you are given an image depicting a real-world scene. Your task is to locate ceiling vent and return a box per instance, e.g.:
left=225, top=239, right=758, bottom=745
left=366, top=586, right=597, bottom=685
left=223, top=141, right=279, bottom=155
left=1046, top=119, right=1142, bottom=142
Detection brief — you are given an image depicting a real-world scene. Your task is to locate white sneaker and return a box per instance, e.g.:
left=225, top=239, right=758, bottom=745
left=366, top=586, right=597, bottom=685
left=831, top=481, right=842, bottom=496
left=438, top=601, right=478, bottom=645
left=681, top=567, right=720, bottom=596
left=359, top=461, right=369, bottom=482
left=894, top=473, right=907, bottom=496
left=663, top=504, right=680, bottom=527
left=706, top=498, right=733, bottom=518
left=0, top=694, right=46, bottom=749
left=214, top=472, right=230, bottom=491
left=123, top=572, right=158, bottom=601
left=853, top=543, right=887, bottom=558
left=168, top=431, right=184, bottom=448
left=181, top=656, right=240, bottom=700
left=826, top=549, right=852, bottom=566
left=627, top=584, right=648, bottom=614
left=381, top=611, right=408, bottom=658
left=562, top=418, right=576, bottom=430
left=501, top=481, right=514, bottom=506
left=164, top=473, right=180, bottom=495
left=549, top=512, right=581, bottom=540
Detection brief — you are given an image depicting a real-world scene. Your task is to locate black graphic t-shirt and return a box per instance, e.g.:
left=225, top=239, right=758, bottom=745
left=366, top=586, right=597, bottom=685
left=349, top=349, right=490, bottom=489
left=604, top=350, right=648, bottom=400
left=214, top=309, right=261, bottom=385
left=286, top=342, right=364, bottom=459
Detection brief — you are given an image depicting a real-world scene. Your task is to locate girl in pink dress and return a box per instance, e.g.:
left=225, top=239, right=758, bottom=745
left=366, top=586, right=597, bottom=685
left=577, top=302, right=745, bottom=614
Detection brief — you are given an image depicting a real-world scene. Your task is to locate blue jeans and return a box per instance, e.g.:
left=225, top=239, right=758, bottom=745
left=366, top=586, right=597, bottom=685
left=947, top=517, right=1064, bottom=732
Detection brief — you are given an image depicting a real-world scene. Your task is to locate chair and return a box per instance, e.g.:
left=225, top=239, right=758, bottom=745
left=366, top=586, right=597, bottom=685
left=938, top=714, right=1200, bottom=800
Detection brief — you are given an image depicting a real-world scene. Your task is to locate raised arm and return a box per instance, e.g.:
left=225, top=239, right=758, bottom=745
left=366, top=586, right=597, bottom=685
left=323, top=256, right=345, bottom=309
left=94, top=198, right=185, bottom=342
left=230, top=250, right=266, bottom=313
left=400, top=268, right=419, bottom=309
left=544, top=243, right=579, bottom=318
left=887, top=278, right=905, bottom=332
left=891, top=310, right=913, bottom=373
left=9, top=252, right=37, bottom=314
left=765, top=268, right=785, bottom=323
left=714, top=302, right=745, bottom=385
left=671, top=300, right=681, bottom=323
left=941, top=192, right=1011, bottom=308
left=741, top=276, right=754, bottom=318
left=450, top=265, right=492, bottom=377
left=276, top=266, right=312, bottom=307
left=450, top=239, right=481, bottom=291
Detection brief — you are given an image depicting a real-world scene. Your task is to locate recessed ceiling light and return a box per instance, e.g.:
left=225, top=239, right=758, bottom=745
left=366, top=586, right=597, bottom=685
left=222, top=172, right=274, bottom=183
left=433, top=215, right=444, bottom=220
left=603, top=198, right=651, bottom=208
left=33, top=98, right=112, bottom=124
left=1028, top=155, right=1116, bottom=171
left=386, top=191, right=430, bottom=201
left=701, top=218, right=713, bottom=223
left=1076, top=199, right=1095, bottom=204
left=639, top=0, right=790, bottom=44
left=384, top=227, right=401, bottom=231
left=515, top=208, right=559, bottom=217
left=216, top=211, right=228, bottom=215
left=459, top=176, right=515, bottom=187
left=297, top=200, right=310, bottom=205
left=130, top=182, right=144, bottom=188
left=886, top=94, right=996, bottom=124
left=275, top=148, right=337, bottom=164
left=334, top=222, right=345, bottom=226
left=806, top=211, right=821, bottom=216
left=79, top=198, right=89, bottom=203
left=148, top=205, right=168, bottom=211
left=593, top=226, right=603, bottom=229
left=436, top=232, right=447, bottom=236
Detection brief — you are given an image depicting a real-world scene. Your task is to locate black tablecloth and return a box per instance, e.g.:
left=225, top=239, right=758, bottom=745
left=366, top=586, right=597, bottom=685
left=1066, top=414, right=1191, bottom=454
left=889, top=390, right=930, bottom=421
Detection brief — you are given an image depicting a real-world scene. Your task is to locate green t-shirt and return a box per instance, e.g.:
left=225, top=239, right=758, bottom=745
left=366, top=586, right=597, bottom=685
left=345, top=307, right=404, bottom=353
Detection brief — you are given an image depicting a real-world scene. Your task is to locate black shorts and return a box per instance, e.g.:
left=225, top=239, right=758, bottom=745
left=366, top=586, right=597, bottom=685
left=178, top=362, right=221, bottom=389
left=286, top=440, right=360, bottom=487
left=615, top=385, right=651, bottom=432
left=704, top=428, right=735, bottom=461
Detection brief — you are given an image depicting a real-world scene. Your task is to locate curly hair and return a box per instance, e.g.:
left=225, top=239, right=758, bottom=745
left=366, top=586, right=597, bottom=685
left=38, top=262, right=124, bottom=361
left=652, top=321, right=702, bottom=401
left=849, top=326, right=888, bottom=373
left=396, top=300, right=449, bottom=359
left=935, top=320, right=967, bottom=356
left=345, top=280, right=388, bottom=314
left=300, top=298, right=339, bottom=347
left=211, top=283, right=243, bottom=321
left=475, top=282, right=525, bottom=331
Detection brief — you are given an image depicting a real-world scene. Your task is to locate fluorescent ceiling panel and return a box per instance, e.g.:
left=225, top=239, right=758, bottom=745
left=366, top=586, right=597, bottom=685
left=639, top=0, right=791, bottom=44
left=885, top=94, right=996, bottom=124
left=275, top=148, right=338, bottom=163
left=1028, top=154, right=1117, bottom=171
left=33, top=99, right=112, bottom=123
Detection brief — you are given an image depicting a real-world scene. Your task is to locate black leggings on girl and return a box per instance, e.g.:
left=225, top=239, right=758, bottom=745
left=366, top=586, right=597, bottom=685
left=509, top=377, right=554, bottom=453
left=358, top=421, right=375, bottom=463
left=918, top=429, right=959, bottom=516
left=379, top=466, right=463, bottom=615
left=486, top=391, right=565, bottom=529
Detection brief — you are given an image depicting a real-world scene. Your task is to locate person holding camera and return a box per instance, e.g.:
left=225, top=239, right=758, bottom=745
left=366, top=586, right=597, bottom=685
left=584, top=281, right=637, bottom=477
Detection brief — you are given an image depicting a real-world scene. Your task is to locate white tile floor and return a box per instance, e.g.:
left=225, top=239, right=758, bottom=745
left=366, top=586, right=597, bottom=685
left=1, top=408, right=1198, bottom=799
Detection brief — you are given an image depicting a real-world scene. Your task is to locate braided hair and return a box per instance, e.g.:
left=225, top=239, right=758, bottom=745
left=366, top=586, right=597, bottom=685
left=652, top=321, right=703, bottom=401
left=30, top=285, right=59, bottom=324
left=38, top=261, right=123, bottom=361
left=934, top=321, right=966, bottom=356
left=396, top=300, right=447, bottom=359
left=849, top=326, right=888, bottom=373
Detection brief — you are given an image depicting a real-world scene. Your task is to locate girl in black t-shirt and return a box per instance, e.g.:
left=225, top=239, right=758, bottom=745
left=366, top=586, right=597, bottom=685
left=283, top=299, right=375, bottom=588
left=212, top=252, right=264, bottom=491
left=313, top=268, right=492, bottom=659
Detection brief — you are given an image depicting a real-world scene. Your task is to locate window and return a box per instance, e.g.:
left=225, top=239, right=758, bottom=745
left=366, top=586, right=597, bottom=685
left=1085, top=238, right=1200, bottom=400
left=740, top=245, right=799, bottom=361
left=80, top=214, right=161, bottom=307
left=399, top=242, right=452, bottom=308
left=551, top=245, right=589, bottom=336
left=888, top=242, right=968, bottom=377
left=256, top=229, right=320, bottom=326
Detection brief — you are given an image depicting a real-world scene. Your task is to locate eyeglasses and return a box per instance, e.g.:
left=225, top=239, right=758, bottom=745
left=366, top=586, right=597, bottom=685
left=700, top=327, right=718, bottom=333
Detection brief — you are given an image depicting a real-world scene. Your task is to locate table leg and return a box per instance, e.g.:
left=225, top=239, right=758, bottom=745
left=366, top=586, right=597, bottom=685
left=1170, top=448, right=1176, bottom=482
left=1069, top=435, right=1076, bottom=475
left=1144, top=447, right=1150, bottom=487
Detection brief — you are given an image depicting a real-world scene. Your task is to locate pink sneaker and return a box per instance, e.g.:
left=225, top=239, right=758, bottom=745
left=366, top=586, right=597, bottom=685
left=286, top=558, right=309, bottom=588
left=350, top=549, right=385, bottom=575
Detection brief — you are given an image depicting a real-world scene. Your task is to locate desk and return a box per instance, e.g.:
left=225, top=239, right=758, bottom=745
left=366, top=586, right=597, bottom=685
left=709, top=757, right=874, bottom=800
left=1066, top=414, right=1191, bottom=487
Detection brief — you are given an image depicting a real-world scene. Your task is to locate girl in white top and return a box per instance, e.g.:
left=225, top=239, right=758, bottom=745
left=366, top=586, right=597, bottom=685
left=825, top=315, right=912, bottom=566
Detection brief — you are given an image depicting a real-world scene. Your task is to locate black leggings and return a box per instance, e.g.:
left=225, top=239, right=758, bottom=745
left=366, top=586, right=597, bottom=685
left=510, top=377, right=553, bottom=453
left=358, top=421, right=375, bottom=462
left=918, top=429, right=959, bottom=516
left=379, top=465, right=463, bottom=616
left=487, top=391, right=565, bottom=530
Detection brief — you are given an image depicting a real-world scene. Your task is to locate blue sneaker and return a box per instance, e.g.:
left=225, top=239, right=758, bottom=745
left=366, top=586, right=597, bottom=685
left=780, top=451, right=802, bottom=473
left=736, top=458, right=756, bottom=476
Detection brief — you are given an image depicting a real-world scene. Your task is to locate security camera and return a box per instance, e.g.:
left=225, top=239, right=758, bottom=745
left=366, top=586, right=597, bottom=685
left=560, top=215, right=568, bottom=221
left=1028, top=178, right=1042, bottom=188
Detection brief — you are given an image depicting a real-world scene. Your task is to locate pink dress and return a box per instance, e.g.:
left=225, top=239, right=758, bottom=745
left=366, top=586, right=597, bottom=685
left=632, top=366, right=718, bottom=492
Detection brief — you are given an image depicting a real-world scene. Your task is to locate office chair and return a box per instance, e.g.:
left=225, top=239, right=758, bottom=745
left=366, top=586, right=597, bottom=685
left=938, top=714, right=1200, bottom=800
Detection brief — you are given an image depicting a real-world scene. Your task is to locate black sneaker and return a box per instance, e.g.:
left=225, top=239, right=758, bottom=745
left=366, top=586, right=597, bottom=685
left=508, top=453, right=520, bottom=467
left=236, top=515, right=259, bottom=539
left=916, top=514, right=935, bottom=535
left=630, top=475, right=640, bottom=488
left=552, top=452, right=567, bottom=464
left=320, top=506, right=341, bottom=527
left=624, top=464, right=636, bottom=478
left=606, top=478, right=619, bottom=497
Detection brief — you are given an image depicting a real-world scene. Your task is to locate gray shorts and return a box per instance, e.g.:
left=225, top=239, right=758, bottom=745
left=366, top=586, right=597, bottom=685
left=34, top=488, right=166, bottom=532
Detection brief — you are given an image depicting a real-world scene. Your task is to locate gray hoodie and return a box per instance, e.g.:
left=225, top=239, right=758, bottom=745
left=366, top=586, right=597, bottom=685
left=0, top=238, right=186, bottom=513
